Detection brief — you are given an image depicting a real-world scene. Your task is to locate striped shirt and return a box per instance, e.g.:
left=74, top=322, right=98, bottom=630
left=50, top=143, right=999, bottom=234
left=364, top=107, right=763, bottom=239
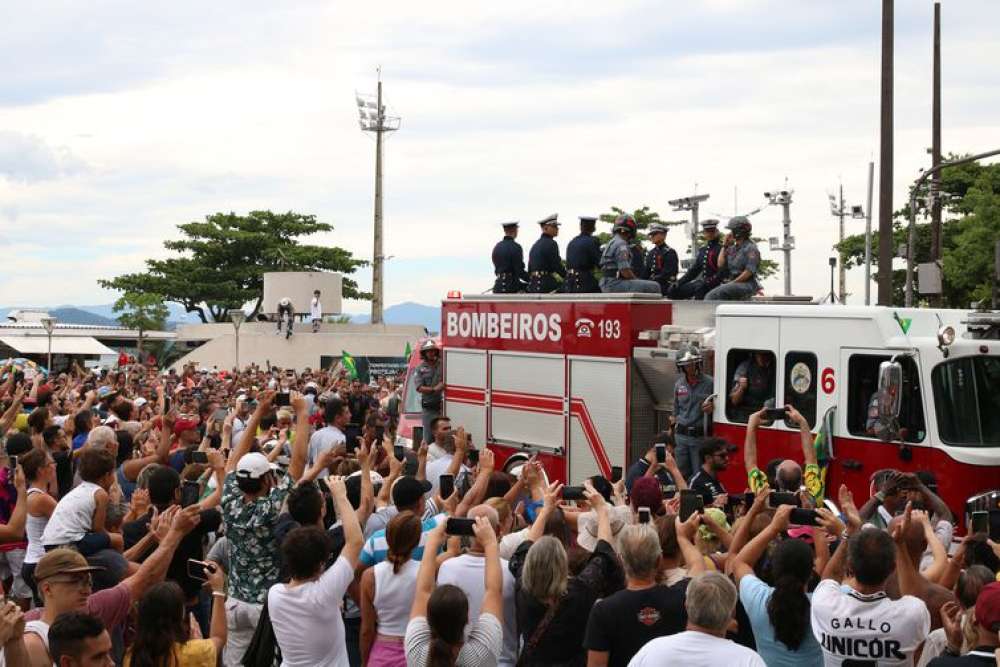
left=359, top=513, right=446, bottom=567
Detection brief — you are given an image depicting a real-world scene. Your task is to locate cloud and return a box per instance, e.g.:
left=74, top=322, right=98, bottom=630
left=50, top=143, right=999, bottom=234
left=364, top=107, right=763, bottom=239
left=0, top=131, right=87, bottom=183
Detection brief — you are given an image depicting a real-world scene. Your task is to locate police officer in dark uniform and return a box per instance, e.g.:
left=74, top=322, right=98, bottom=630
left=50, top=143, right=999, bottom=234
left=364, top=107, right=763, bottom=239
left=527, top=213, right=565, bottom=293
left=564, top=216, right=601, bottom=293
left=673, top=218, right=723, bottom=300
left=491, top=221, right=528, bottom=293
left=641, top=222, right=679, bottom=296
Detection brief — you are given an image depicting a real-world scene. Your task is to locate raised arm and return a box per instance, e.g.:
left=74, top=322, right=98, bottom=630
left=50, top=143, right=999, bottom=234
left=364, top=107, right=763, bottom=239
left=892, top=503, right=926, bottom=599
left=455, top=449, right=495, bottom=518
left=445, top=428, right=469, bottom=479
left=287, top=393, right=309, bottom=482
left=196, top=451, right=226, bottom=511
left=122, top=505, right=201, bottom=601
left=729, top=486, right=769, bottom=556
left=784, top=406, right=816, bottom=467
left=675, top=512, right=706, bottom=576
left=583, top=480, right=612, bottom=545
left=473, top=515, right=503, bottom=619
left=0, top=468, right=27, bottom=544
left=330, top=476, right=364, bottom=566
left=226, top=391, right=274, bottom=474
left=743, top=409, right=763, bottom=474
left=409, top=521, right=447, bottom=619
left=526, top=481, right=562, bottom=544
left=729, top=504, right=792, bottom=581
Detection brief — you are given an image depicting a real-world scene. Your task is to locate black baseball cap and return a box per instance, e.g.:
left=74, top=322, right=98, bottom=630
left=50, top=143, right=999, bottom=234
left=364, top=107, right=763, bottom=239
left=392, top=476, right=432, bottom=508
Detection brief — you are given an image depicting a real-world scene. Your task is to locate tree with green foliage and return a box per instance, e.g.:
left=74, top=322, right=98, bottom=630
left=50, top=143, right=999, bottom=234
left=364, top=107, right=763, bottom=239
left=836, top=155, right=1000, bottom=307
left=100, top=211, right=369, bottom=322
left=596, top=205, right=779, bottom=284
left=113, top=291, right=169, bottom=362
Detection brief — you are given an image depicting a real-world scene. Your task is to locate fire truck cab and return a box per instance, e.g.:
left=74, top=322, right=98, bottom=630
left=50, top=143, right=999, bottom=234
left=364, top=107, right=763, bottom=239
left=440, top=294, right=1000, bottom=524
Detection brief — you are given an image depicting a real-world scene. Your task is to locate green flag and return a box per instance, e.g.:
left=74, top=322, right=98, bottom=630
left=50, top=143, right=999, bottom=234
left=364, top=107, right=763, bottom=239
left=341, top=350, right=358, bottom=379
left=404, top=341, right=412, bottom=358
left=893, top=312, right=912, bottom=334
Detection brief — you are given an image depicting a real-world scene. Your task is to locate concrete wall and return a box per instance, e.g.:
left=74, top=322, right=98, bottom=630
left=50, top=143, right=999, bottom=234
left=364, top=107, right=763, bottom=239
left=171, top=323, right=426, bottom=371
left=262, top=272, right=343, bottom=315
left=174, top=321, right=425, bottom=342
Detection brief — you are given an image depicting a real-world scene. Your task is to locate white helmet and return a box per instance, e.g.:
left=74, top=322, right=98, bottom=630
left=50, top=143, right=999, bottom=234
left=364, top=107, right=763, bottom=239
left=279, top=297, right=291, bottom=307
left=676, top=344, right=702, bottom=371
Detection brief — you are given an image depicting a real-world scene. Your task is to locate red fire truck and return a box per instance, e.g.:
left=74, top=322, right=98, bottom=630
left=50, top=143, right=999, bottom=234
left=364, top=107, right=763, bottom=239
left=440, top=293, right=1000, bottom=523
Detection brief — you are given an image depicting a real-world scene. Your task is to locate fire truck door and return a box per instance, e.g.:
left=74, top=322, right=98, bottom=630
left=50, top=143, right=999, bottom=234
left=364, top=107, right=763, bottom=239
left=568, top=356, right=626, bottom=483
left=443, top=349, right=487, bottom=445
left=489, top=352, right=565, bottom=451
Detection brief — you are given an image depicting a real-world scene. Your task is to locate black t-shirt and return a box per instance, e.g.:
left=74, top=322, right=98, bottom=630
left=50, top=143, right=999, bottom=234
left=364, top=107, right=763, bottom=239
left=122, top=507, right=222, bottom=600
left=688, top=469, right=726, bottom=506
left=927, top=649, right=1000, bottom=665
left=624, top=459, right=677, bottom=498
left=583, top=581, right=689, bottom=667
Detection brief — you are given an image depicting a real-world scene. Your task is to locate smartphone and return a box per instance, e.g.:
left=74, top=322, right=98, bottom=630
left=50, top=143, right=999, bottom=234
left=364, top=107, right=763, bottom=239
left=679, top=489, right=704, bottom=522
left=163, top=396, right=171, bottom=413
left=375, top=425, right=385, bottom=442
left=769, top=491, right=801, bottom=507
left=393, top=444, right=405, bottom=461
left=190, top=451, right=209, bottom=464
left=611, top=465, right=623, bottom=484
left=971, top=511, right=989, bottom=535
left=439, top=474, right=455, bottom=499
left=180, top=480, right=201, bottom=508
left=347, top=437, right=360, bottom=455
left=8, top=455, right=17, bottom=473
left=655, top=443, right=666, bottom=464
left=412, top=426, right=424, bottom=445
left=445, top=517, right=476, bottom=536
left=213, top=408, right=228, bottom=422
left=562, top=486, right=586, bottom=501
left=186, top=558, right=216, bottom=582
left=275, top=392, right=291, bottom=407
left=764, top=407, right=789, bottom=421
left=789, top=508, right=821, bottom=526
left=467, top=449, right=480, bottom=466
left=638, top=506, right=651, bottom=524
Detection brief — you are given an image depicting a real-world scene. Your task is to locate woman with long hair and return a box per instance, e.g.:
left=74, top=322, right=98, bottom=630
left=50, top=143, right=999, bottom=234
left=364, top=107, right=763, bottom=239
left=125, top=567, right=226, bottom=667
left=508, top=481, right=621, bottom=667
left=360, top=511, right=422, bottom=666
left=729, top=502, right=834, bottom=667
left=404, top=516, right=503, bottom=667
left=19, top=448, right=58, bottom=604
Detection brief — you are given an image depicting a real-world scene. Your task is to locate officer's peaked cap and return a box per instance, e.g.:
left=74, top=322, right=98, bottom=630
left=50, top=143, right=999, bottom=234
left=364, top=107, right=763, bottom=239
left=501, top=221, right=519, bottom=229
left=538, top=213, right=559, bottom=226
left=701, top=218, right=720, bottom=229
left=647, top=223, right=668, bottom=234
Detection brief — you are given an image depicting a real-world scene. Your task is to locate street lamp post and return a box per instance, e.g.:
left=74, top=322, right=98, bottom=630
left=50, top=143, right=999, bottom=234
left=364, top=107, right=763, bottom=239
left=765, top=189, right=795, bottom=296
left=230, top=311, right=246, bottom=371
left=40, top=316, right=56, bottom=374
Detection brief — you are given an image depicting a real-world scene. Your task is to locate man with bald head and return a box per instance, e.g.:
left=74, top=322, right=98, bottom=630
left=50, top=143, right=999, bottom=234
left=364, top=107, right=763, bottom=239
left=743, top=405, right=823, bottom=504
left=437, top=504, right=518, bottom=667
left=884, top=506, right=955, bottom=631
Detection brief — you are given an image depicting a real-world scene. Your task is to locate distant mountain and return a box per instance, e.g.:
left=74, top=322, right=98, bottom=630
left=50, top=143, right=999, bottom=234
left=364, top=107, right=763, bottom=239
left=49, top=307, right=118, bottom=326
left=349, top=302, right=440, bottom=332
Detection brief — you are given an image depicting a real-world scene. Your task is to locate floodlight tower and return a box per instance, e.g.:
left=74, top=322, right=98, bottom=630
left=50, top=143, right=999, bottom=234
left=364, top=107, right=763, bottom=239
left=668, top=193, right=710, bottom=260
left=828, top=187, right=866, bottom=304
left=764, top=189, right=795, bottom=297
left=356, top=69, right=401, bottom=325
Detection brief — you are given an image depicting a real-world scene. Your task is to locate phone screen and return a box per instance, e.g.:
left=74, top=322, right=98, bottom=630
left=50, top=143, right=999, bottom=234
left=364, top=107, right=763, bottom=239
left=275, top=392, right=291, bottom=407
left=180, top=481, right=201, bottom=508
left=638, top=507, right=651, bottom=524
left=412, top=426, right=424, bottom=444
left=789, top=508, right=821, bottom=526
left=769, top=491, right=801, bottom=507
left=971, top=511, right=989, bottom=535
left=445, top=517, right=476, bottom=536
left=186, top=559, right=215, bottom=582
left=765, top=407, right=789, bottom=421
left=393, top=444, right=405, bottom=461
left=562, top=486, right=586, bottom=501
left=655, top=444, right=666, bottom=464
left=679, top=490, right=703, bottom=522
left=467, top=449, right=480, bottom=466
left=439, top=474, right=455, bottom=499
left=611, top=466, right=623, bottom=483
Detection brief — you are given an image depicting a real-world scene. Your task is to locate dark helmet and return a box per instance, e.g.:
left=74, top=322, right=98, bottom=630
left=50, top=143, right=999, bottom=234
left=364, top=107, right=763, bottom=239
left=726, top=215, right=752, bottom=238
left=613, top=214, right=638, bottom=236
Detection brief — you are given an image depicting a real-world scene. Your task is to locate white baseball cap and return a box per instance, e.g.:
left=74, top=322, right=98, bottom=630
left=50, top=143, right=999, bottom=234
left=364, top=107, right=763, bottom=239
left=235, top=452, right=277, bottom=480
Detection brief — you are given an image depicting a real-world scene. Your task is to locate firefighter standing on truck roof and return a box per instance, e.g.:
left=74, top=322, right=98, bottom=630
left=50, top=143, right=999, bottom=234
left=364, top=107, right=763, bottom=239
left=673, top=218, right=723, bottom=300
left=492, top=221, right=529, bottom=293
left=527, top=213, right=565, bottom=293
left=704, top=215, right=760, bottom=300
left=564, top=216, right=602, bottom=293
left=672, top=344, right=715, bottom=479
left=415, top=339, right=444, bottom=444
left=642, top=222, right=679, bottom=297
left=599, top=214, right=661, bottom=294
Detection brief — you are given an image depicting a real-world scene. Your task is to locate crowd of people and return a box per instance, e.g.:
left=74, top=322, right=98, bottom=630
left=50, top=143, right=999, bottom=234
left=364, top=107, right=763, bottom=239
left=0, top=358, right=997, bottom=667
left=491, top=213, right=760, bottom=299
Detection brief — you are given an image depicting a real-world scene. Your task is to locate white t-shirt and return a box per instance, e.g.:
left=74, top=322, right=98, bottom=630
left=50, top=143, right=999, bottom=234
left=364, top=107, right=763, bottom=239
left=437, top=553, right=518, bottom=667
left=267, top=555, right=355, bottom=667
left=405, top=613, right=502, bottom=667
left=426, top=455, right=469, bottom=498
left=42, top=481, right=100, bottom=546
left=809, top=579, right=930, bottom=667
left=307, top=426, right=346, bottom=479
left=628, top=630, right=766, bottom=667
left=310, top=298, right=322, bottom=320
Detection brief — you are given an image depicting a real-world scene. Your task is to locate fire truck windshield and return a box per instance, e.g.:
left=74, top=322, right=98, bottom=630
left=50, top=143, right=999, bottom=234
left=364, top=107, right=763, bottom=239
left=403, top=368, right=423, bottom=414
left=932, top=356, right=1000, bottom=447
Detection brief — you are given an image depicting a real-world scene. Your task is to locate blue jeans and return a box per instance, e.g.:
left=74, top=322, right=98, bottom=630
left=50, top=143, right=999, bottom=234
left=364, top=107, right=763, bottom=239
left=674, top=433, right=703, bottom=481
left=600, top=277, right=662, bottom=294
left=704, top=281, right=756, bottom=300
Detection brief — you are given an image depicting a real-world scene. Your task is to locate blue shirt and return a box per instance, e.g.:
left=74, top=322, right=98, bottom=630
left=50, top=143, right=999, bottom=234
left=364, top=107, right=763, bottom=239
left=739, top=574, right=823, bottom=667
left=72, top=433, right=87, bottom=451
left=359, top=513, right=446, bottom=567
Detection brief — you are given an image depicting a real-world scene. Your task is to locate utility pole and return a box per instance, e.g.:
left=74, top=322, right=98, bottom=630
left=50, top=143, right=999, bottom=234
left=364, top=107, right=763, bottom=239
left=877, top=0, right=895, bottom=306
left=930, top=1, right=943, bottom=307
left=864, top=161, right=875, bottom=305
left=765, top=189, right=795, bottom=296
left=838, top=184, right=846, bottom=303
left=829, top=188, right=864, bottom=304
left=668, top=194, right=710, bottom=261
left=356, top=69, right=401, bottom=325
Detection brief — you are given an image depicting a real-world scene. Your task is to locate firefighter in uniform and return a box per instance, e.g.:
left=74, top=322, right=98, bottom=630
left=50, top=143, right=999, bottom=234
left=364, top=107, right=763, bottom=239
left=527, top=213, right=565, bottom=293
left=729, top=351, right=775, bottom=423
left=491, top=221, right=528, bottom=293
left=705, top=215, right=760, bottom=300
left=599, top=214, right=661, bottom=294
left=641, top=222, right=679, bottom=297
left=672, top=344, right=715, bottom=480
left=673, top=218, right=723, bottom=300
left=564, top=216, right=601, bottom=293
left=415, top=339, right=444, bottom=444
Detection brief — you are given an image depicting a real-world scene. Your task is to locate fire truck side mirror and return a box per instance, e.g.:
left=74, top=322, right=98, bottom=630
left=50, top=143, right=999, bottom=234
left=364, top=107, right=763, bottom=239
left=876, top=361, right=903, bottom=435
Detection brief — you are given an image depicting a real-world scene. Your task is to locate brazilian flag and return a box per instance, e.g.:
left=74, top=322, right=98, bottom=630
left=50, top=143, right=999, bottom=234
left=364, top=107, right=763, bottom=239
left=404, top=341, right=412, bottom=358
left=341, top=351, right=359, bottom=380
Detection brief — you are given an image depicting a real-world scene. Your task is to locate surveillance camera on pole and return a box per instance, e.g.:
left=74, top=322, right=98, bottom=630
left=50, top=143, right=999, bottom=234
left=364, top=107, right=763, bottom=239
left=668, top=193, right=710, bottom=260
left=764, top=188, right=795, bottom=297
left=829, top=185, right=865, bottom=305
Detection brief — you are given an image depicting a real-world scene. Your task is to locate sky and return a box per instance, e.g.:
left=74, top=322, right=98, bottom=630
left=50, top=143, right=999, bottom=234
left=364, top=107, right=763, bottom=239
left=1, top=0, right=999, bottom=315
